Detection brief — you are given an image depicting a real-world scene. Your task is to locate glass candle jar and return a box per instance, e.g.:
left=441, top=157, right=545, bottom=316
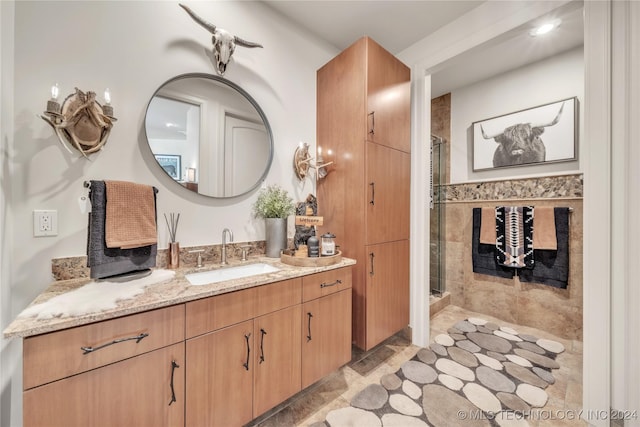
left=320, top=232, right=336, bottom=256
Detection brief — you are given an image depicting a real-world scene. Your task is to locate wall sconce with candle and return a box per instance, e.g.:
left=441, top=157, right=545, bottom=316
left=293, top=142, right=333, bottom=181
left=41, top=85, right=117, bottom=158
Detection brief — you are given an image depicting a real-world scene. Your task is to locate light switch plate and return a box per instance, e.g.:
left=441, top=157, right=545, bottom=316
left=33, top=210, right=58, bottom=237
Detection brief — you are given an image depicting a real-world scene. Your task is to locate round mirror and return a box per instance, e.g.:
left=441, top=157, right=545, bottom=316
left=144, top=73, right=273, bottom=198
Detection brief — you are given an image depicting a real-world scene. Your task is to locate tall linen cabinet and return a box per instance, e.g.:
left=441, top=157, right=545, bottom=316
left=317, top=37, right=410, bottom=351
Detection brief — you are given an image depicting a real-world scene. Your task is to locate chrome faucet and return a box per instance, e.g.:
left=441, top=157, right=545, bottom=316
left=221, top=228, right=234, bottom=265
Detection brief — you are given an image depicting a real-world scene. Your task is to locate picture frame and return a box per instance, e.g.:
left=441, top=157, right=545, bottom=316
left=472, top=97, right=577, bottom=171
left=154, top=154, right=182, bottom=180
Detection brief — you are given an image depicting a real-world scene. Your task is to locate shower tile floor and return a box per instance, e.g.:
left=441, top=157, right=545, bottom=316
left=247, top=305, right=584, bottom=427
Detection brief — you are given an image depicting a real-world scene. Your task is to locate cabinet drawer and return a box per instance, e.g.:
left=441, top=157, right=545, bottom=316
left=23, top=304, right=185, bottom=390
left=186, top=287, right=257, bottom=339
left=24, top=342, right=185, bottom=427
left=255, top=278, right=302, bottom=317
left=302, top=267, right=352, bottom=302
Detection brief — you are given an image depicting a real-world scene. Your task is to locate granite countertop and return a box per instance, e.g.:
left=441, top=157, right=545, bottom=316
left=3, top=256, right=356, bottom=339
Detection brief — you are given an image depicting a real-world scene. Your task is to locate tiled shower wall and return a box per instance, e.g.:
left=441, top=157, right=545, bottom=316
left=439, top=175, right=583, bottom=341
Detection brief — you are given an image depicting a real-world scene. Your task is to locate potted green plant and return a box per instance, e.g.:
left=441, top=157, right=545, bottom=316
left=252, top=184, right=295, bottom=257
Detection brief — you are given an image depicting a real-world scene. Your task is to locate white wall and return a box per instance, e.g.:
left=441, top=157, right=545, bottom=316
left=2, top=1, right=337, bottom=425
left=449, top=46, right=583, bottom=184
left=0, top=2, right=16, bottom=426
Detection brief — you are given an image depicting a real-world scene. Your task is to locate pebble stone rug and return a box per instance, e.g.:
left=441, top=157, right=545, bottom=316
left=318, top=317, right=565, bottom=427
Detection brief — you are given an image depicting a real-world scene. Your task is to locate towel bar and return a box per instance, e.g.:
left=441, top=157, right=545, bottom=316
left=83, top=180, right=159, bottom=194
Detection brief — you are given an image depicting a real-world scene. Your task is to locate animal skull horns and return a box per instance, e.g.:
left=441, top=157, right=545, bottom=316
left=179, top=3, right=263, bottom=75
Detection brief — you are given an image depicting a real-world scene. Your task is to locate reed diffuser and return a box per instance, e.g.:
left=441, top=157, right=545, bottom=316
left=165, top=213, right=181, bottom=269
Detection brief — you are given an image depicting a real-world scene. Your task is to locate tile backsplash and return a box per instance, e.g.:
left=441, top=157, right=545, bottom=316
left=52, top=240, right=267, bottom=281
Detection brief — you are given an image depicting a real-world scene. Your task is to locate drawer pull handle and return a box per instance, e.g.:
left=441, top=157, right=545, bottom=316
left=368, top=111, right=375, bottom=135
left=80, top=332, right=149, bottom=355
left=243, top=333, right=251, bottom=371
left=259, top=328, right=267, bottom=364
left=306, top=312, right=313, bottom=342
left=168, top=360, right=179, bottom=406
left=320, top=279, right=342, bottom=289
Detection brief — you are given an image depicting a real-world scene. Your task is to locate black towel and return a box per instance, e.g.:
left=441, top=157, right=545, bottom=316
left=87, top=180, right=158, bottom=279
left=518, top=207, right=570, bottom=289
left=472, top=208, right=515, bottom=279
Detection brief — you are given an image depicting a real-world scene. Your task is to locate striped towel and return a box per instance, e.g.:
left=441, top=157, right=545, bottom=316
left=495, top=206, right=534, bottom=269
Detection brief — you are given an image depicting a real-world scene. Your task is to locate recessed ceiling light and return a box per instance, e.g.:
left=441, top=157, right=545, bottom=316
left=529, top=19, right=562, bottom=37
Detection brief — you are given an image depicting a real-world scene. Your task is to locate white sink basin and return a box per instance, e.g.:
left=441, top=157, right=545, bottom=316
left=185, top=263, right=280, bottom=286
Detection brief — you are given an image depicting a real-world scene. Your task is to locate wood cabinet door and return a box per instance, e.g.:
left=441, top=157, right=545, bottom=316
left=185, top=320, right=254, bottom=427
left=366, top=141, right=411, bottom=245
left=365, top=240, right=410, bottom=349
left=301, top=289, right=352, bottom=388
left=23, top=343, right=185, bottom=427
left=366, top=38, right=411, bottom=153
left=253, top=305, right=302, bottom=417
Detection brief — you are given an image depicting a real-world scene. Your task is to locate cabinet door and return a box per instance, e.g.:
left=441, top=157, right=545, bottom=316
left=186, top=320, right=254, bottom=427
left=366, top=142, right=411, bottom=245
left=253, top=305, right=302, bottom=417
left=302, top=289, right=352, bottom=388
left=366, top=38, right=411, bottom=153
left=366, top=240, right=410, bottom=349
left=23, top=343, right=185, bottom=427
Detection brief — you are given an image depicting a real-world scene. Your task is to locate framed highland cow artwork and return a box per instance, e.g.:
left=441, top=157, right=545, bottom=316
left=472, top=97, right=577, bottom=171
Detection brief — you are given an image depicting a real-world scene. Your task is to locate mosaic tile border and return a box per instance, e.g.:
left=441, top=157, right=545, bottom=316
left=437, top=174, right=583, bottom=202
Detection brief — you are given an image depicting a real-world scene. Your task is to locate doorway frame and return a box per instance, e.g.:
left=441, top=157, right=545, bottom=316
left=406, top=1, right=615, bottom=423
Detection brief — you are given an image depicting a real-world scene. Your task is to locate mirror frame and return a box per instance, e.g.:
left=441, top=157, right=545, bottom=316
left=144, top=73, right=274, bottom=198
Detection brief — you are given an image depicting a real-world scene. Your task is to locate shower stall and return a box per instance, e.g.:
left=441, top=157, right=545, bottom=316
left=430, top=134, right=446, bottom=296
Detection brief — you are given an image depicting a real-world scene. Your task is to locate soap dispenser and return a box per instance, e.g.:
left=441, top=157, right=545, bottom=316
left=307, top=236, right=319, bottom=257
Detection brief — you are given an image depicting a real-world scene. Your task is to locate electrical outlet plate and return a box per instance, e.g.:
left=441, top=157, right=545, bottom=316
left=33, top=210, right=58, bottom=237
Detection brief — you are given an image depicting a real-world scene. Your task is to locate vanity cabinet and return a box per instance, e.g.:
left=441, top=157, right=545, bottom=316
left=317, top=36, right=410, bottom=350
left=366, top=240, right=410, bottom=349
left=185, top=277, right=303, bottom=425
left=301, top=268, right=352, bottom=388
left=18, top=265, right=352, bottom=427
left=22, top=305, right=186, bottom=427
left=253, top=304, right=302, bottom=415
left=186, top=320, right=254, bottom=427
left=365, top=142, right=411, bottom=244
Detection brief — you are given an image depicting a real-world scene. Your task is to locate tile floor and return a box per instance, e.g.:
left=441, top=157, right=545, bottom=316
left=247, top=304, right=584, bottom=427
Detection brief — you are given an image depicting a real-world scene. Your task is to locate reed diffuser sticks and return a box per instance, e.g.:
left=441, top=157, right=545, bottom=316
left=164, top=213, right=180, bottom=243
left=164, top=213, right=181, bottom=269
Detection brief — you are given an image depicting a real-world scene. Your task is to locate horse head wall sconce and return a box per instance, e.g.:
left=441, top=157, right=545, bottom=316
left=41, top=85, right=116, bottom=158
left=179, top=3, right=263, bottom=75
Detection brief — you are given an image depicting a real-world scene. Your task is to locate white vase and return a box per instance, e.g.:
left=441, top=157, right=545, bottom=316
left=265, top=218, right=287, bottom=258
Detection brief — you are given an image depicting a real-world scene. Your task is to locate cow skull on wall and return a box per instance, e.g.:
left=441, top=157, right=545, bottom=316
left=179, top=3, right=263, bottom=75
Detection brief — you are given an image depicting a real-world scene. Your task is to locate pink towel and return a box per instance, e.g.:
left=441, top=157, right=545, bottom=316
left=105, top=180, right=157, bottom=249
